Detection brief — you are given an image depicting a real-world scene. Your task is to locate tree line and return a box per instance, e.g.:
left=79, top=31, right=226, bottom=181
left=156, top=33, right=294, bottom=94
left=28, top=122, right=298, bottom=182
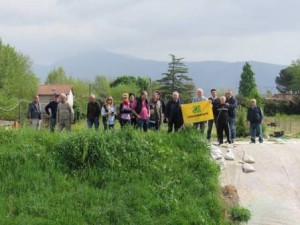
left=1, top=38, right=300, bottom=121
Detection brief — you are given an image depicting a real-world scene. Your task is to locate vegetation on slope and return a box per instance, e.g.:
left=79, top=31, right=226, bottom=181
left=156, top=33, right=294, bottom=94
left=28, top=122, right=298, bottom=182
left=0, top=128, right=225, bottom=225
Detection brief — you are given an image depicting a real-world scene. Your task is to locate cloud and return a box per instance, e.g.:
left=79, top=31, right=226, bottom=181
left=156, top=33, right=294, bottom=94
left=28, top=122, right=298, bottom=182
left=0, top=0, right=299, bottom=64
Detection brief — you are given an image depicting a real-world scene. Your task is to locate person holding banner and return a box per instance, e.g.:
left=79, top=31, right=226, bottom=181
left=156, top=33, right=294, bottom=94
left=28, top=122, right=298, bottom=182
left=216, top=96, right=232, bottom=145
left=192, top=88, right=208, bottom=134
left=207, top=89, right=220, bottom=141
left=165, top=91, right=183, bottom=132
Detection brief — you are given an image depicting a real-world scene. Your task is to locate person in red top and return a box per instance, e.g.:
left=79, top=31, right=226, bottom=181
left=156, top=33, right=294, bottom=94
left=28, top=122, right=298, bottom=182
left=132, top=90, right=150, bottom=132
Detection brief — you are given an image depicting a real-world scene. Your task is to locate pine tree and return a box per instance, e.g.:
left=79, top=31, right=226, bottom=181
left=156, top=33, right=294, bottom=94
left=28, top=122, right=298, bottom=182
left=238, top=62, right=262, bottom=105
left=157, top=54, right=194, bottom=102
left=238, top=62, right=258, bottom=97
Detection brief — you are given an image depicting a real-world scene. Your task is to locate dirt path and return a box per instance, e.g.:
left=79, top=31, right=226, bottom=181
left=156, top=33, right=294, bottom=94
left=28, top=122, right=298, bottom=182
left=220, top=139, right=300, bottom=225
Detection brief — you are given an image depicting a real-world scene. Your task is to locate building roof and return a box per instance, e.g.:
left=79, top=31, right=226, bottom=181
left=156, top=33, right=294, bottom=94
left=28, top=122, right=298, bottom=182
left=37, top=84, right=73, bottom=96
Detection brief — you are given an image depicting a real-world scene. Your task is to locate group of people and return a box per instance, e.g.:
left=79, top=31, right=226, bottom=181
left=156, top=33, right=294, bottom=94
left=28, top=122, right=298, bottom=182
left=28, top=88, right=264, bottom=144
left=190, top=88, right=263, bottom=145
left=28, top=93, right=74, bottom=132
left=86, top=90, right=164, bottom=132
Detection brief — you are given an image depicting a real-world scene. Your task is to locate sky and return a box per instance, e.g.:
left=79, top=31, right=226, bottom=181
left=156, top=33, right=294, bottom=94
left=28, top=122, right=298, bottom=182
left=0, top=0, right=299, bottom=65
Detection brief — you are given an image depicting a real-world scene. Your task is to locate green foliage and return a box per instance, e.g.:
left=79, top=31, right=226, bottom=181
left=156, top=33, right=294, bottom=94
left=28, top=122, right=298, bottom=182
left=238, top=62, right=259, bottom=98
left=0, top=40, right=39, bottom=120
left=275, top=58, right=300, bottom=93
left=0, top=128, right=226, bottom=224
left=157, top=54, right=194, bottom=103
left=92, top=75, right=111, bottom=98
left=264, top=96, right=300, bottom=116
left=45, top=67, right=70, bottom=84
left=229, top=206, right=251, bottom=222
left=275, top=68, right=294, bottom=93
left=110, top=75, right=150, bottom=92
left=236, top=106, right=249, bottom=137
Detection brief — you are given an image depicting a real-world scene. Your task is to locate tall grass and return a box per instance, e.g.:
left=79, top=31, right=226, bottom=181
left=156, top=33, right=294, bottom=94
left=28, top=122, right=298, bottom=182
left=0, top=128, right=225, bottom=224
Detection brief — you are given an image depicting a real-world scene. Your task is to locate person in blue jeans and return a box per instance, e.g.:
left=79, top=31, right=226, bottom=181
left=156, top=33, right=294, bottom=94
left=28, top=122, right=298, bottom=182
left=225, top=91, right=237, bottom=143
left=45, top=94, right=60, bottom=132
left=247, top=99, right=264, bottom=143
left=192, top=88, right=208, bottom=134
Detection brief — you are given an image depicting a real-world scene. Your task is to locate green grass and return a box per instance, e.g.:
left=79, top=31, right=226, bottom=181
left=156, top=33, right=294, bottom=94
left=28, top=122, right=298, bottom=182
left=0, top=127, right=226, bottom=225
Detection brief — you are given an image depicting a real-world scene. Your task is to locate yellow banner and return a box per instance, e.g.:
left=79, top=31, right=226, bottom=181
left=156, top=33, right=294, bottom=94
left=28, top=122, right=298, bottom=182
left=181, top=100, right=214, bottom=124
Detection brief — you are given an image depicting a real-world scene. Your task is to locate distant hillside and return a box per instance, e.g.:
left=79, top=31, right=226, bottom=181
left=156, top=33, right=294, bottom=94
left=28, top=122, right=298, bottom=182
left=33, top=49, right=286, bottom=94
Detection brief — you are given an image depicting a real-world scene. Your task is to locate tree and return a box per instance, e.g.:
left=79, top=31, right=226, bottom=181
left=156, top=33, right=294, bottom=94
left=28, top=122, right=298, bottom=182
left=238, top=62, right=258, bottom=97
left=110, top=75, right=150, bottom=92
left=0, top=39, right=39, bottom=120
left=45, top=67, right=70, bottom=84
left=275, top=68, right=294, bottom=93
left=157, top=54, right=194, bottom=102
left=92, top=75, right=111, bottom=98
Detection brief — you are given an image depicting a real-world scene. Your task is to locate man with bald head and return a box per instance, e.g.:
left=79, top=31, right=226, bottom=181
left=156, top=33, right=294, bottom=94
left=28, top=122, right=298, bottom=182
left=165, top=91, right=183, bottom=132
left=247, top=98, right=264, bottom=143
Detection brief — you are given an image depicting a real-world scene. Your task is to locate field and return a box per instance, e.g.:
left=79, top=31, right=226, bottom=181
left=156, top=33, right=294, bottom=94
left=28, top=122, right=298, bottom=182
left=0, top=127, right=227, bottom=225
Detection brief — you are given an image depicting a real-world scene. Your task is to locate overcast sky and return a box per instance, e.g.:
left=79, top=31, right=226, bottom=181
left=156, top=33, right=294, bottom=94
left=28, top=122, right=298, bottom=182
left=1, top=0, right=299, bottom=65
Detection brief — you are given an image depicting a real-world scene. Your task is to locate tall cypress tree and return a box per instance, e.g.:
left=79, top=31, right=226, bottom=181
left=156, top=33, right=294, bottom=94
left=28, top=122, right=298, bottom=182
left=238, top=62, right=258, bottom=97
left=157, top=54, right=194, bottom=102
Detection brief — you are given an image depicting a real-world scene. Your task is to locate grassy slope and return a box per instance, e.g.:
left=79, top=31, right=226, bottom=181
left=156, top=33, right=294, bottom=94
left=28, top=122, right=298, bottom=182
left=0, top=128, right=225, bottom=225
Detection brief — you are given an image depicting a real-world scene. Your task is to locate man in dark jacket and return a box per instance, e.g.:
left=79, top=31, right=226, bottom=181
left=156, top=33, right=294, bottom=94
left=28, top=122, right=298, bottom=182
left=28, top=95, right=42, bottom=129
left=87, top=94, right=101, bottom=130
left=225, top=91, right=237, bottom=142
left=216, top=96, right=232, bottom=145
left=207, top=88, right=220, bottom=141
left=165, top=91, right=183, bottom=133
left=247, top=99, right=264, bottom=143
left=45, top=94, right=59, bottom=132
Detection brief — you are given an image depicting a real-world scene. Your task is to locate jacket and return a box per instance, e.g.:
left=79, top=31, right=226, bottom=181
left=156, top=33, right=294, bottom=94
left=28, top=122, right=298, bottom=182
left=208, top=97, right=221, bottom=118
left=247, top=106, right=263, bottom=124
left=45, top=101, right=58, bottom=119
left=87, top=101, right=101, bottom=120
left=216, top=104, right=230, bottom=124
left=28, top=102, right=42, bottom=120
left=226, top=97, right=237, bottom=118
left=165, top=99, right=183, bottom=125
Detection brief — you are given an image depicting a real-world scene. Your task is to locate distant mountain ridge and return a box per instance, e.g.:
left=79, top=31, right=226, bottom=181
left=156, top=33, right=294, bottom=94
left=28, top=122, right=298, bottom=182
left=33, top=49, right=286, bottom=94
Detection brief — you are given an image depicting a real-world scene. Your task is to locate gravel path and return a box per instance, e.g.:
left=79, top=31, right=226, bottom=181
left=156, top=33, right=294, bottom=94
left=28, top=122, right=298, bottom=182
left=219, top=139, right=300, bottom=225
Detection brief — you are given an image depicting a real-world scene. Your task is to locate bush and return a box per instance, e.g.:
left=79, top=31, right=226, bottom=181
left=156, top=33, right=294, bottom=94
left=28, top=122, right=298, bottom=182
left=236, top=106, right=249, bottom=137
left=229, top=205, right=251, bottom=222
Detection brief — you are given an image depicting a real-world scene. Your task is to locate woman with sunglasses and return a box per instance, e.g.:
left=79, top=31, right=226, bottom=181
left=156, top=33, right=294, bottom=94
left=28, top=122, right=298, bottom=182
left=101, top=96, right=116, bottom=130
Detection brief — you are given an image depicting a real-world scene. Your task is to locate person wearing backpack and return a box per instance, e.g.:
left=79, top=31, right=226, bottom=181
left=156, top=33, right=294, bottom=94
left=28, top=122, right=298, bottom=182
left=247, top=99, right=264, bottom=143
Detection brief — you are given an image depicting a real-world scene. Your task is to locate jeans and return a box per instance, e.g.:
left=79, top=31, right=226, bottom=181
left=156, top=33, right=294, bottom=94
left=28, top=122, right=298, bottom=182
left=229, top=117, right=236, bottom=140
left=194, top=122, right=206, bottom=134
left=206, top=119, right=215, bottom=140
left=149, top=120, right=161, bottom=130
left=137, top=119, right=149, bottom=132
left=250, top=123, right=263, bottom=143
left=50, top=118, right=56, bottom=132
left=87, top=118, right=99, bottom=130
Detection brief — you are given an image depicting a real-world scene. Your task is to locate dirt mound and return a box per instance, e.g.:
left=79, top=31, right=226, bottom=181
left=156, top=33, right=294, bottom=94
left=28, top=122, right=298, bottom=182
left=222, top=185, right=239, bottom=206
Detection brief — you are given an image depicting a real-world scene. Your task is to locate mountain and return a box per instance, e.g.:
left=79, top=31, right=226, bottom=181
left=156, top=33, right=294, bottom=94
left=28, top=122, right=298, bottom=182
left=33, top=49, right=286, bottom=94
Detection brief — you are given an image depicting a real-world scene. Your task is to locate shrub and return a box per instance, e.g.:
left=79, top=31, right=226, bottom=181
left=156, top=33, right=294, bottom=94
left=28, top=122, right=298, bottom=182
left=229, top=205, right=251, bottom=222
left=236, top=106, right=249, bottom=137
